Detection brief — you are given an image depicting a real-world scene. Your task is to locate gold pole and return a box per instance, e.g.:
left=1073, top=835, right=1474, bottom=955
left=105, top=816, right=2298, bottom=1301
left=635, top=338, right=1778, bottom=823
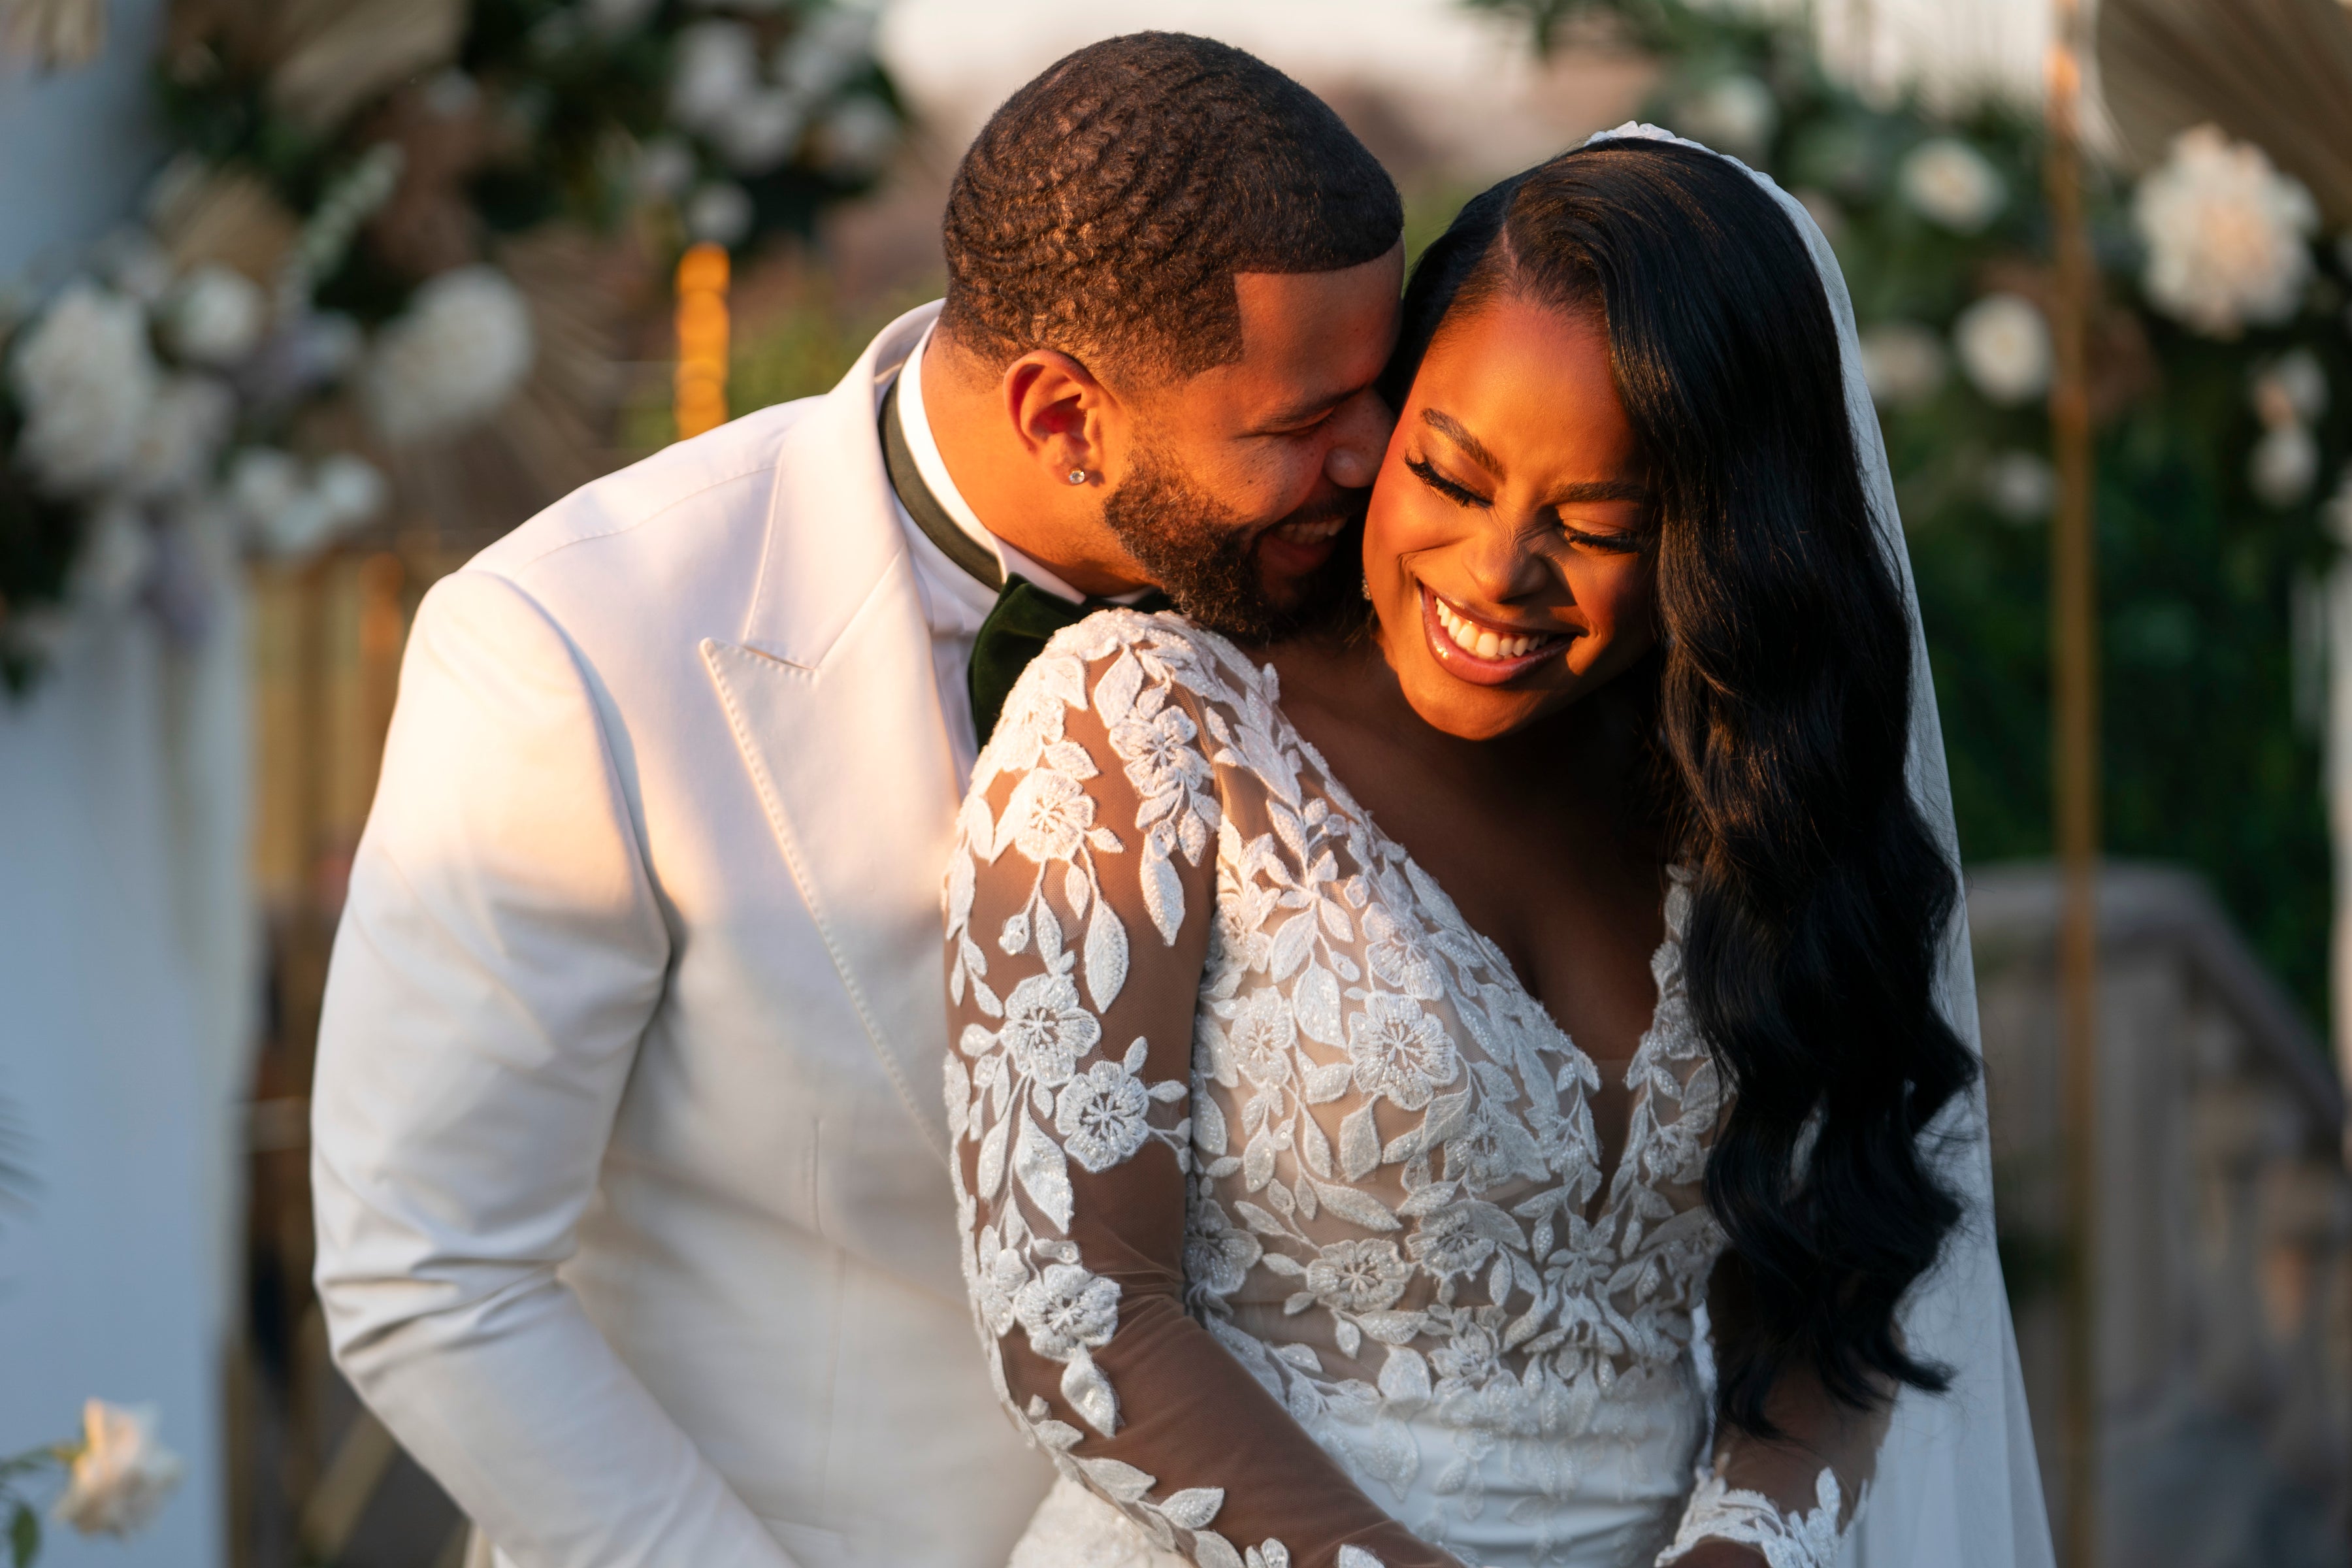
left=2044, top=3, right=2100, bottom=1565
left=674, top=242, right=732, bottom=441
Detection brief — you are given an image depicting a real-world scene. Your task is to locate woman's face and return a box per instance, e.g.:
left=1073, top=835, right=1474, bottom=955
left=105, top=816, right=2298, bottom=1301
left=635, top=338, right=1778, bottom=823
left=1363, top=292, right=1659, bottom=742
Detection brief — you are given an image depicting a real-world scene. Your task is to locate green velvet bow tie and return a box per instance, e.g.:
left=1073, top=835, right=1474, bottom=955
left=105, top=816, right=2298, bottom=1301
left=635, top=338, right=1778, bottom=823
left=879, top=370, right=1168, bottom=746
left=968, top=577, right=1171, bottom=744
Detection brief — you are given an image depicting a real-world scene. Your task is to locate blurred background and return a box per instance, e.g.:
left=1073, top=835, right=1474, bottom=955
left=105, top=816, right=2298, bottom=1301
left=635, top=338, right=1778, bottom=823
left=0, top=0, right=2345, bottom=1564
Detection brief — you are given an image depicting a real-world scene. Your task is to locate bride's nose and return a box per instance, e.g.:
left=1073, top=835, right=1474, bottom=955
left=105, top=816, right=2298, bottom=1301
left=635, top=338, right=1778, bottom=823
left=1458, top=511, right=1554, bottom=604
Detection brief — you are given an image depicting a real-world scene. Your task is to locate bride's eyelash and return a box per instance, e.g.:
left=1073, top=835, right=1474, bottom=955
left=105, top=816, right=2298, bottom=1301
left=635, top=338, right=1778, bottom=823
left=1563, top=526, right=1643, bottom=556
left=1408, top=451, right=1643, bottom=554
left=1405, top=453, right=1488, bottom=508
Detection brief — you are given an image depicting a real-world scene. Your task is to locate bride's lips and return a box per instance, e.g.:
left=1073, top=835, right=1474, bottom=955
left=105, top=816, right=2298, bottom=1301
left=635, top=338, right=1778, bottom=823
left=1256, top=513, right=1347, bottom=578
left=1418, top=582, right=1573, bottom=685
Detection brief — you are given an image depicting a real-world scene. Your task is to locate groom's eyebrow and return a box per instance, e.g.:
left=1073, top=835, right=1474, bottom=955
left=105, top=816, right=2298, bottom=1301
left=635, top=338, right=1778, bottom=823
left=1250, top=384, right=1354, bottom=431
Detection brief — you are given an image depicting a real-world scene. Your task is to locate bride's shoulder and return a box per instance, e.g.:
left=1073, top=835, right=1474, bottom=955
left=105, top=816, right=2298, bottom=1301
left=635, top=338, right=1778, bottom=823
left=1035, top=608, right=1267, bottom=706
left=975, top=608, right=1257, bottom=791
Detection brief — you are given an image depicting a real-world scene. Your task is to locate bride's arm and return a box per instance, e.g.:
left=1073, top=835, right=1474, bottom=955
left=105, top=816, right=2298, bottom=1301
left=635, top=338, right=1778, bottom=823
left=1654, top=1270, right=1895, bottom=1568
left=946, top=618, right=1458, bottom=1568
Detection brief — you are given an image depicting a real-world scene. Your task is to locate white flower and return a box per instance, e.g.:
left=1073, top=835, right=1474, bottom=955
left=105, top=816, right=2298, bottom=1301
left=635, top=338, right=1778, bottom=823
left=2252, top=425, right=2320, bottom=508
left=583, top=0, right=659, bottom=37
left=634, top=137, right=698, bottom=201
left=72, top=504, right=155, bottom=612
left=363, top=267, right=534, bottom=446
left=1442, top=1104, right=1548, bottom=1192
left=122, top=374, right=234, bottom=500
left=685, top=182, right=755, bottom=247
left=1183, top=1201, right=1262, bottom=1299
left=1406, top=1207, right=1496, bottom=1284
left=161, top=265, right=266, bottom=367
left=816, top=98, right=898, bottom=178
left=974, top=1230, right=1027, bottom=1336
left=1013, top=1262, right=1121, bottom=1360
left=313, top=453, right=387, bottom=530
left=226, top=448, right=304, bottom=535
left=670, top=21, right=761, bottom=135
left=1428, top=1313, right=1503, bottom=1384
left=2133, top=125, right=2317, bottom=338
left=1362, top=906, right=1442, bottom=1000
left=2253, top=350, right=2327, bottom=429
left=1002, top=768, right=1094, bottom=863
left=1982, top=450, right=2055, bottom=523
left=1898, top=138, right=2007, bottom=234
left=1224, top=988, right=1296, bottom=1087
left=1953, top=293, right=2052, bottom=406
left=231, top=448, right=384, bottom=558
left=1055, top=1059, right=1151, bottom=1171
left=1857, top=321, right=1948, bottom=408
left=1305, top=1238, right=1412, bottom=1314
left=775, top=8, right=876, bottom=98
left=999, top=973, right=1100, bottom=1088
left=717, top=90, right=808, bottom=174
left=1111, top=704, right=1205, bottom=802
left=1674, top=74, right=1776, bottom=161
left=54, top=1401, right=183, bottom=1537
left=1347, top=992, right=1458, bottom=1111
left=9, top=280, right=159, bottom=496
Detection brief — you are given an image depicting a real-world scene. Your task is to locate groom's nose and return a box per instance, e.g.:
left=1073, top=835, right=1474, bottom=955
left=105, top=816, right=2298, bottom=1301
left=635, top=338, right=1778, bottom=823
left=1321, top=386, right=1395, bottom=491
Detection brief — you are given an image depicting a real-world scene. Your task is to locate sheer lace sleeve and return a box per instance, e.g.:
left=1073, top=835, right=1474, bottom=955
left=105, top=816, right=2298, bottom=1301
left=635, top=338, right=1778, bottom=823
left=945, top=613, right=1458, bottom=1568
left=1654, top=1292, right=1894, bottom=1568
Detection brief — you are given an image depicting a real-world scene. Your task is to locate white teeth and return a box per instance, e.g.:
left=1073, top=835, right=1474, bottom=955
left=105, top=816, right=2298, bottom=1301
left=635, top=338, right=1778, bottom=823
left=1275, top=517, right=1345, bottom=542
left=1431, top=592, right=1556, bottom=662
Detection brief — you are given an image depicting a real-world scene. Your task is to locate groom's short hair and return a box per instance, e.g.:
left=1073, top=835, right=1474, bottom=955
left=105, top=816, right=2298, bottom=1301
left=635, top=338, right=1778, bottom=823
left=941, top=33, right=1402, bottom=384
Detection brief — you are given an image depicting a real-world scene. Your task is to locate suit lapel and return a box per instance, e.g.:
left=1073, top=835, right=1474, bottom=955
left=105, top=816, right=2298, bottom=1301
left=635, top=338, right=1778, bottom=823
left=703, top=304, right=959, bottom=1161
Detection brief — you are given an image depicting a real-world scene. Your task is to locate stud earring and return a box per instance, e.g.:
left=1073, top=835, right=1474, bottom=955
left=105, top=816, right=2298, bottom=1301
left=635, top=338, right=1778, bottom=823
left=1067, top=468, right=1088, bottom=486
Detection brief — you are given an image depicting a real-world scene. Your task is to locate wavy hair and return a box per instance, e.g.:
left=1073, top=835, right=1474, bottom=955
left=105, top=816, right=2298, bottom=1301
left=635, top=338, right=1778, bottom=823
left=1380, top=142, right=1977, bottom=1434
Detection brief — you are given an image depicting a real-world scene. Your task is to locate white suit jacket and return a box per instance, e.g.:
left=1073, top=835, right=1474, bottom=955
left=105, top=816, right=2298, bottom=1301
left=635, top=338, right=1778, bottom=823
left=312, top=304, right=1053, bottom=1567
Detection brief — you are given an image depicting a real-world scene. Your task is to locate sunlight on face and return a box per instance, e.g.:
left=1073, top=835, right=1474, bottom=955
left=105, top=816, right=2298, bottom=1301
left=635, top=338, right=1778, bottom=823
left=1362, top=292, right=1659, bottom=741
left=1119, top=246, right=1403, bottom=600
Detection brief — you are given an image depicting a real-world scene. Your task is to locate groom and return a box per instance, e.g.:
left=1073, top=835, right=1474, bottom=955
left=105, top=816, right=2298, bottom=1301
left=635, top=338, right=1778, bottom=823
left=310, top=31, right=1403, bottom=1568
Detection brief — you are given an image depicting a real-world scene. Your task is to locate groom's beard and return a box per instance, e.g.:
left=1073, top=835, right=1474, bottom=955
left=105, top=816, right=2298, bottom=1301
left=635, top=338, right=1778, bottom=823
left=1102, top=448, right=1362, bottom=644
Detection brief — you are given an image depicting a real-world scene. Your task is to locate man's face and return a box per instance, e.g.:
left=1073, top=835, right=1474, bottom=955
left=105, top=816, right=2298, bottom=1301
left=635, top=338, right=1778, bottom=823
left=1102, top=246, right=1403, bottom=641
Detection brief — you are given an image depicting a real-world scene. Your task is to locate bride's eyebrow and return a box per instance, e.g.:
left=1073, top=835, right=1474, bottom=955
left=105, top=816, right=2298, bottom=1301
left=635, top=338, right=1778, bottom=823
left=1421, top=408, right=1647, bottom=505
left=1418, top=408, right=1500, bottom=474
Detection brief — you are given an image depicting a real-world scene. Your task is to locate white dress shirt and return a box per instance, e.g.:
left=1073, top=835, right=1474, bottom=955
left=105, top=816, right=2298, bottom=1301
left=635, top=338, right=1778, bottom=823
left=889, top=318, right=1144, bottom=781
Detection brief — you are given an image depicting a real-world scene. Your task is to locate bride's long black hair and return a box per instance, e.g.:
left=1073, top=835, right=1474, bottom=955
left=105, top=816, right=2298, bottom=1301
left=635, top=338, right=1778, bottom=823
left=1380, top=140, right=1978, bottom=1434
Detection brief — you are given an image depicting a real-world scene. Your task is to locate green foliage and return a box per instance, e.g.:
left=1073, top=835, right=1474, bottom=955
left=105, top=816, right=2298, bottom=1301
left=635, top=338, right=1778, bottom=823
left=7, top=1499, right=37, bottom=1568
left=0, top=399, right=82, bottom=697
left=1468, top=0, right=2348, bottom=1026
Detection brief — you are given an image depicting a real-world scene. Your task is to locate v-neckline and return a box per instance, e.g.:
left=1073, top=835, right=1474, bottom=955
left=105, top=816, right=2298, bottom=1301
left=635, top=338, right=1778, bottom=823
left=1191, top=624, right=1691, bottom=1235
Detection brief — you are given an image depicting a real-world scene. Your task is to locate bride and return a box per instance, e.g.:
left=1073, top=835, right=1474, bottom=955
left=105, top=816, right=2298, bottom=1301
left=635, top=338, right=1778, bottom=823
left=941, top=130, right=2047, bottom=1568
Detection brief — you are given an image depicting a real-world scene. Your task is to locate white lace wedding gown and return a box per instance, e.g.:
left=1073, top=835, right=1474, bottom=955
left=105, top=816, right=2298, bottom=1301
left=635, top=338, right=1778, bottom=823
left=945, top=610, right=1865, bottom=1568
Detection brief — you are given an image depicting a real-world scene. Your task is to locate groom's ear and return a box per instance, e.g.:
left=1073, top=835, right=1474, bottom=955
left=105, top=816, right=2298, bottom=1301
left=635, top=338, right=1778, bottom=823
left=1000, top=350, right=1131, bottom=489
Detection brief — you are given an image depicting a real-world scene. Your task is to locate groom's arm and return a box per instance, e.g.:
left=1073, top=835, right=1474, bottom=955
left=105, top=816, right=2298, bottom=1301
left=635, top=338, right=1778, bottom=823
left=311, top=570, right=796, bottom=1568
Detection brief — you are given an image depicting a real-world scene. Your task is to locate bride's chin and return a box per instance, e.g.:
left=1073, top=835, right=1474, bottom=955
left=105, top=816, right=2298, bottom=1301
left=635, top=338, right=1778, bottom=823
left=1397, top=670, right=1550, bottom=742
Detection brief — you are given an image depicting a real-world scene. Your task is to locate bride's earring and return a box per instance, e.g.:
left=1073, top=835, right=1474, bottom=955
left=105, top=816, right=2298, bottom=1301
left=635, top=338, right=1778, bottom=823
left=1360, top=572, right=1373, bottom=601
left=1067, top=468, right=1088, bottom=486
